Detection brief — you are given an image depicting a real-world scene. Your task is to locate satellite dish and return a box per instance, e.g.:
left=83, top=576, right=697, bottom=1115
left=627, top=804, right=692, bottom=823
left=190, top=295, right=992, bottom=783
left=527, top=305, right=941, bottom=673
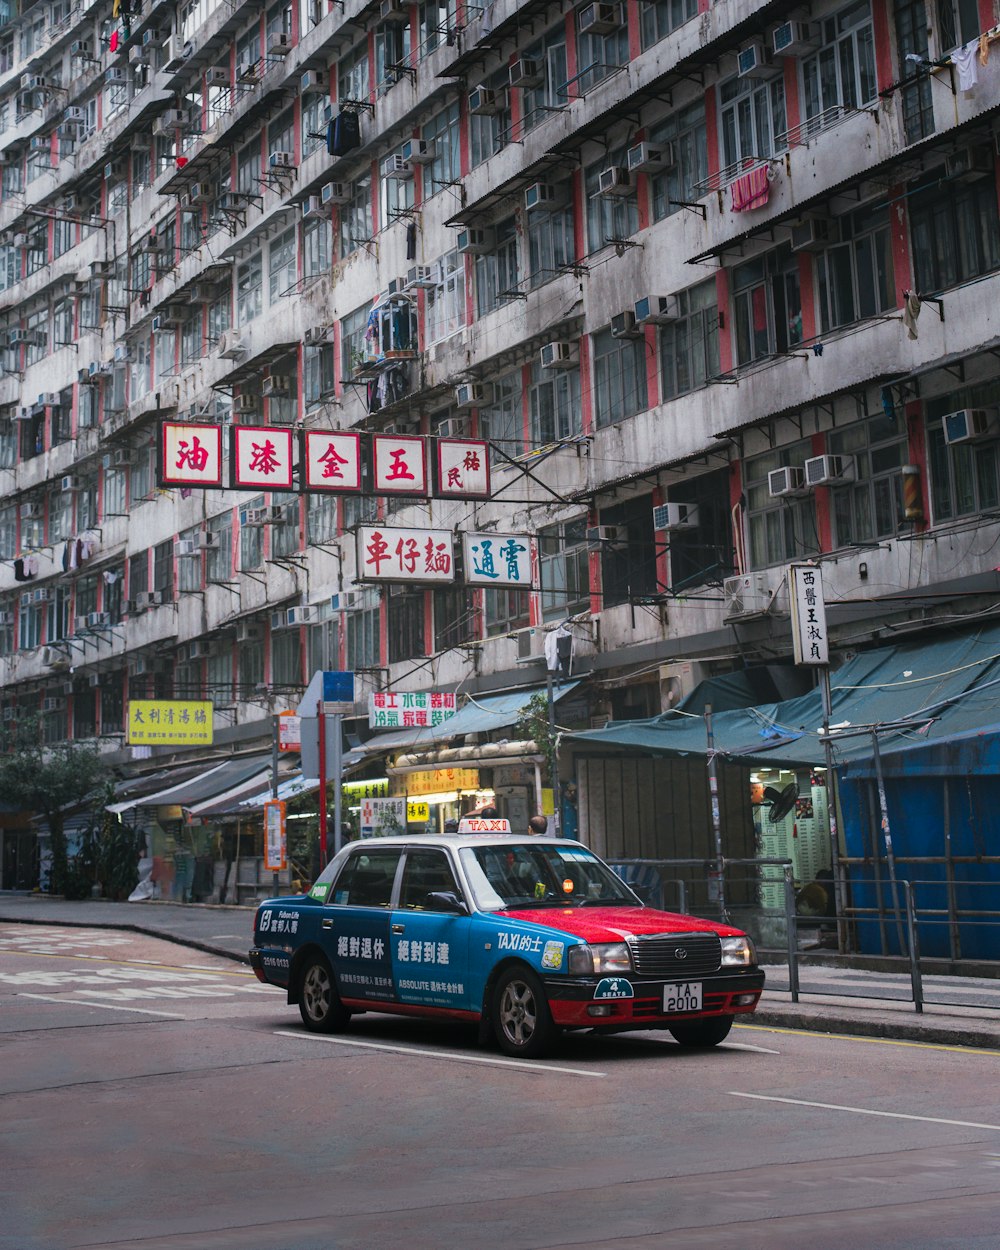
left=762, top=782, right=798, bottom=823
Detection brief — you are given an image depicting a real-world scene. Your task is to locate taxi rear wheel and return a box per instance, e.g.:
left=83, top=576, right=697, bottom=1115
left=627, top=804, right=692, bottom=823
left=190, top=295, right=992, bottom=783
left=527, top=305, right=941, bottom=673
left=668, top=1016, right=733, bottom=1048
left=298, top=955, right=350, bottom=1033
left=493, top=966, right=557, bottom=1058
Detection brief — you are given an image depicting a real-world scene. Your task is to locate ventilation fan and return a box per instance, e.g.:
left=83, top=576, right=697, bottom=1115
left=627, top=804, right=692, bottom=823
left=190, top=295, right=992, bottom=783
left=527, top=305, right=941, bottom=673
left=762, top=782, right=798, bottom=823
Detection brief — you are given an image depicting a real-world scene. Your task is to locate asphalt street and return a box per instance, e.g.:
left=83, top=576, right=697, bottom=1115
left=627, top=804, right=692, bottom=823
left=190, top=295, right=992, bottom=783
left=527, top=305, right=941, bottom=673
left=1, top=892, right=998, bottom=1049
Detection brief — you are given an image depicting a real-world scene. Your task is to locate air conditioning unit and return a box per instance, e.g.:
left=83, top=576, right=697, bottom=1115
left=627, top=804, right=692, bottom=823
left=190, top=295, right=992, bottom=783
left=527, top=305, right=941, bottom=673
left=19, top=501, right=41, bottom=520
left=586, top=525, right=625, bottom=549
left=400, top=138, right=434, bottom=164
left=457, top=227, right=495, bottom=254
left=112, top=447, right=134, bottom=467
left=42, top=696, right=65, bottom=713
left=272, top=605, right=317, bottom=628
left=772, top=20, right=815, bottom=55
left=135, top=591, right=163, bottom=608
left=64, top=106, right=86, bottom=124
left=768, top=466, right=806, bottom=497
left=143, top=27, right=168, bottom=47
left=30, top=135, right=51, bottom=153
left=301, top=69, right=326, bottom=93
left=942, top=408, right=998, bottom=445
left=183, top=640, right=211, bottom=661
left=652, top=502, right=699, bottom=531
left=70, top=39, right=92, bottom=57
left=177, top=538, right=199, bottom=557
left=405, top=264, right=438, bottom=290
left=86, top=611, right=110, bottom=628
left=524, top=182, right=566, bottom=212
left=627, top=141, right=674, bottom=174
left=303, top=325, right=333, bottom=345
left=610, top=310, right=640, bottom=338
left=540, top=340, right=578, bottom=369
left=580, top=1, right=622, bottom=31
left=87, top=671, right=103, bottom=688
left=61, top=475, right=81, bottom=492
left=22, top=74, right=47, bottom=90
left=946, top=145, right=994, bottom=182
left=206, top=66, right=230, bottom=86
left=509, top=57, right=543, bottom=88
left=236, top=620, right=263, bottom=642
left=380, top=0, right=409, bottom=20
left=0, top=610, right=13, bottom=626
left=455, top=382, right=490, bottom=407
left=266, top=504, right=291, bottom=524
left=469, top=85, right=499, bottom=115
left=384, top=153, right=413, bottom=180
left=738, top=41, right=781, bottom=78
left=321, top=180, right=350, bottom=204
left=129, top=45, right=149, bottom=67
left=234, top=394, right=258, bottom=414
left=303, top=195, right=329, bottom=219
left=268, top=31, right=292, bottom=55
left=88, top=259, right=115, bottom=281
left=42, top=647, right=69, bottom=668
left=805, top=454, right=856, bottom=487
left=153, top=109, right=188, bottom=135
left=186, top=182, right=212, bottom=205
left=217, top=330, right=246, bottom=359
left=724, top=572, right=773, bottom=619
left=790, top=217, right=838, bottom=252
left=163, top=37, right=193, bottom=73
left=437, top=416, right=468, bottom=438
left=186, top=283, right=217, bottom=304
left=269, top=150, right=296, bottom=170
left=634, top=294, right=679, bottom=324
left=262, top=375, right=291, bottom=397
left=197, top=531, right=220, bottom=550
left=598, top=166, right=631, bottom=197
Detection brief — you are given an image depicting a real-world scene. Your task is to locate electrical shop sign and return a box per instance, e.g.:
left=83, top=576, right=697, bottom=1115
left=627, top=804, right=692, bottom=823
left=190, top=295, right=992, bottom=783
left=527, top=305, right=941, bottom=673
left=356, top=526, right=454, bottom=583
left=127, top=700, right=214, bottom=746
left=462, top=532, right=531, bottom=587
left=302, top=431, right=363, bottom=492
left=368, top=691, right=458, bottom=730
left=159, top=422, right=224, bottom=488
left=789, top=563, right=829, bottom=667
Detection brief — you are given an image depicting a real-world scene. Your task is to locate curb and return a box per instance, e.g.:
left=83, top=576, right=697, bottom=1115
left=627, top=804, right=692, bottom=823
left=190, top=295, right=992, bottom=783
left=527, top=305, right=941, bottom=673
left=749, top=1004, right=1000, bottom=1050
left=0, top=911, right=250, bottom=967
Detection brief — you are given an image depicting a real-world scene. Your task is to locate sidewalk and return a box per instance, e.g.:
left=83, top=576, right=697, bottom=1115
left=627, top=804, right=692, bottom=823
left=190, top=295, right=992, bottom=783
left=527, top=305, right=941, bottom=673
left=2, top=892, right=999, bottom=1050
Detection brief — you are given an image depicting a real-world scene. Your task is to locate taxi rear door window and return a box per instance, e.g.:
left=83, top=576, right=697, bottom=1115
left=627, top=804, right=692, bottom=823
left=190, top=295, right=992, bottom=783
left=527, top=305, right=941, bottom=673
left=332, top=849, right=402, bottom=907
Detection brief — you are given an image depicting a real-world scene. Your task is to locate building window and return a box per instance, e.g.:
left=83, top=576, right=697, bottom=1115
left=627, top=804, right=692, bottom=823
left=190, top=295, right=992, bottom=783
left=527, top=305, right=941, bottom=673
left=599, top=496, right=658, bottom=608
left=937, top=0, right=980, bottom=51
left=346, top=591, right=380, bottom=669
left=241, top=639, right=265, bottom=694
left=527, top=195, right=574, bottom=288
left=815, top=202, right=894, bottom=332
left=340, top=302, right=372, bottom=380
left=339, top=174, right=372, bottom=257
left=585, top=151, right=639, bottom=253
left=270, top=494, right=300, bottom=559
left=268, top=227, right=297, bottom=302
left=592, top=326, right=647, bottom=428
left=433, top=586, right=476, bottom=650
left=719, top=74, right=787, bottom=171
left=338, top=41, right=370, bottom=104
left=18, top=601, right=43, bottom=650
left=802, top=2, right=877, bottom=133
left=422, top=101, right=461, bottom=197
left=178, top=526, right=203, bottom=591
left=528, top=360, right=581, bottom=445
left=745, top=442, right=818, bottom=568
left=909, top=169, right=1000, bottom=294
left=426, top=250, right=464, bottom=343
left=520, top=28, right=568, bottom=134
left=484, top=586, right=530, bottom=636
left=304, top=342, right=336, bottom=406
left=660, top=280, right=720, bottom=399
left=732, top=246, right=801, bottom=366
left=303, top=217, right=331, bottom=278
left=479, top=371, right=524, bottom=457
left=474, top=218, right=519, bottom=316
left=153, top=540, right=174, bottom=601
left=267, top=106, right=295, bottom=161
left=237, top=253, right=263, bottom=324
left=50, top=492, right=73, bottom=545
left=206, top=651, right=233, bottom=705
left=375, top=18, right=410, bottom=92
left=576, top=11, right=628, bottom=93
left=469, top=67, right=512, bottom=168
left=894, top=0, right=934, bottom=143
left=128, top=549, right=150, bottom=603
left=306, top=492, right=337, bottom=545
left=650, top=100, right=707, bottom=221
left=272, top=630, right=303, bottom=688
left=539, top=518, right=590, bottom=620
left=827, top=411, right=907, bottom=545
left=302, top=91, right=330, bottom=159
left=927, top=382, right=1000, bottom=523
left=236, top=138, right=261, bottom=195
left=388, top=590, right=424, bottom=662
left=206, top=511, right=232, bottom=583
left=640, top=0, right=697, bottom=48
left=308, top=613, right=340, bottom=674
left=381, top=141, right=417, bottom=220
left=47, top=586, right=71, bottom=643
left=664, top=467, right=735, bottom=590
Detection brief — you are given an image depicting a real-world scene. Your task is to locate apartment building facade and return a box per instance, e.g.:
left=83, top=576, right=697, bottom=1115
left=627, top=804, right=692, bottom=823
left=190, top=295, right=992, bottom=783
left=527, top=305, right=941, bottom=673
left=0, top=0, right=998, bottom=875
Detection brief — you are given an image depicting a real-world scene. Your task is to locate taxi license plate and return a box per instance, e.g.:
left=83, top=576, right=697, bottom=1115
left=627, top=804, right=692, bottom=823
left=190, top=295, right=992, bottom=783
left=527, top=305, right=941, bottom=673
left=663, top=982, right=702, bottom=1013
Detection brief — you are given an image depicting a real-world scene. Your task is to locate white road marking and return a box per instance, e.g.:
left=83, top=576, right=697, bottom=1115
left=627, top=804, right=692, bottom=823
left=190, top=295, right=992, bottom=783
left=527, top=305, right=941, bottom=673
left=19, top=992, right=185, bottom=1019
left=731, top=1091, right=1000, bottom=1132
left=721, top=1042, right=781, bottom=1054
left=274, top=1030, right=607, bottom=1077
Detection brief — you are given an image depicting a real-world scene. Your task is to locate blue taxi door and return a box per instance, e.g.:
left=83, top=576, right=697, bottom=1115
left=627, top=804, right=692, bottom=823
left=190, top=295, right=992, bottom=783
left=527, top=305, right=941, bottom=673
left=390, top=848, right=471, bottom=1012
left=326, top=846, right=401, bottom=1004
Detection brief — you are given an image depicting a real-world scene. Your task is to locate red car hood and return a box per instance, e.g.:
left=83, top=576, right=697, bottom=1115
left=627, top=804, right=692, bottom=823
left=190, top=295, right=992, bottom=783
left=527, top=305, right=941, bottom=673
left=502, top=905, right=745, bottom=944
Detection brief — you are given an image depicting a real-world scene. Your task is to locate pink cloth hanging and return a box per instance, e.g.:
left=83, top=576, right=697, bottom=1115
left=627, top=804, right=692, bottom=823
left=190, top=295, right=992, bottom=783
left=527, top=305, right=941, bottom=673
left=730, top=165, right=771, bottom=212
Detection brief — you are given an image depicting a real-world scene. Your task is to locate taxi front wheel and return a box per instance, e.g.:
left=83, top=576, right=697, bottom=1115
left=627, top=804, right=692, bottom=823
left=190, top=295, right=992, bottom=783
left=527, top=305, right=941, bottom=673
left=668, top=1016, right=733, bottom=1048
left=493, top=966, right=557, bottom=1058
left=298, top=954, right=350, bottom=1034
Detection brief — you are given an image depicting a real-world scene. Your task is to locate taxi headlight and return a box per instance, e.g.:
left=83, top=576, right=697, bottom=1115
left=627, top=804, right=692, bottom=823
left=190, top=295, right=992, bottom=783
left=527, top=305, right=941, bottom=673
left=567, top=942, right=632, bottom=976
left=720, top=935, right=756, bottom=968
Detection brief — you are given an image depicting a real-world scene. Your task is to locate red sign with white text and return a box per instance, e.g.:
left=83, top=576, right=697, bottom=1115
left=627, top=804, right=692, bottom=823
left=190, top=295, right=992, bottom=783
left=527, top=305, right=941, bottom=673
left=159, top=422, right=224, bottom=488
left=232, top=426, right=295, bottom=490
left=356, top=526, right=455, bottom=583
left=302, top=431, right=363, bottom=493
left=436, top=438, right=490, bottom=499
left=372, top=434, right=427, bottom=495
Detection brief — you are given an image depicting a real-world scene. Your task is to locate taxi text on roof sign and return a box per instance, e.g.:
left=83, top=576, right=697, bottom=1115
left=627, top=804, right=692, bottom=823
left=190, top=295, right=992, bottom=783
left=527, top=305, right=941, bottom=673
left=126, top=700, right=214, bottom=746
left=457, top=817, right=512, bottom=834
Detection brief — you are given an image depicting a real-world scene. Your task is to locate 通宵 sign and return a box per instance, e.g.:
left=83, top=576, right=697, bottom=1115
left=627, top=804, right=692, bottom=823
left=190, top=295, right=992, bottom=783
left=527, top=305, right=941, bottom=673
left=127, top=700, right=213, bottom=746
left=368, top=691, right=458, bottom=730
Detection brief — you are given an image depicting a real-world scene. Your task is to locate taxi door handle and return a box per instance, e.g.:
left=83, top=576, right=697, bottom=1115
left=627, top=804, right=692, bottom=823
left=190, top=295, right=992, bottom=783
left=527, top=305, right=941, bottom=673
left=391, top=924, right=405, bottom=934
left=321, top=919, right=334, bottom=930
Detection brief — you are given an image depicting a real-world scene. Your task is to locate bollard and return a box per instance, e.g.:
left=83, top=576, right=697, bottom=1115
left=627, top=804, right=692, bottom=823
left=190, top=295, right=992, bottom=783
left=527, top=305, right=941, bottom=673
left=902, top=880, right=924, bottom=1014
left=784, top=864, right=799, bottom=1003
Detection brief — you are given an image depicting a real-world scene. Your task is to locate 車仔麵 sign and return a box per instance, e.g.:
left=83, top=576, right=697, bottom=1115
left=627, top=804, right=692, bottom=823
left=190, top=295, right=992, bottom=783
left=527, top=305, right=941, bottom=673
left=356, top=526, right=455, bottom=583
left=127, top=700, right=214, bottom=746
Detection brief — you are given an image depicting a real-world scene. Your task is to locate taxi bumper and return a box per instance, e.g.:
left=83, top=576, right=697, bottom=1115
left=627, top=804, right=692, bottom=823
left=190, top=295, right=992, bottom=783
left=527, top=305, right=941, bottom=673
left=543, top=970, right=766, bottom=1029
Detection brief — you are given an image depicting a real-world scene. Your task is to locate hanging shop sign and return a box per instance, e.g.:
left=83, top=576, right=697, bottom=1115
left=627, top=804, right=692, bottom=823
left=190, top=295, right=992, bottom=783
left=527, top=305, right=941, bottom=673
left=372, top=433, right=428, bottom=495
left=357, top=526, right=454, bottom=583
left=436, top=438, right=490, bottom=499
left=263, top=800, right=287, bottom=872
left=407, top=801, right=430, bottom=822
left=126, top=699, right=213, bottom=746
left=232, top=425, right=295, bottom=490
left=159, top=422, right=224, bottom=488
left=789, top=563, right=829, bottom=666
left=462, top=532, right=532, bottom=587
left=369, top=691, right=458, bottom=730
left=302, top=431, right=363, bottom=492
left=360, top=795, right=406, bottom=837
left=406, top=768, right=480, bottom=796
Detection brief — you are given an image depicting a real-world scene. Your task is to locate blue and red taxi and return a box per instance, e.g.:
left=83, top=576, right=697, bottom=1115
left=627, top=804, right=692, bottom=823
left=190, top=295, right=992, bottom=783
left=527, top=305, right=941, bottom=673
left=250, top=819, right=765, bottom=1058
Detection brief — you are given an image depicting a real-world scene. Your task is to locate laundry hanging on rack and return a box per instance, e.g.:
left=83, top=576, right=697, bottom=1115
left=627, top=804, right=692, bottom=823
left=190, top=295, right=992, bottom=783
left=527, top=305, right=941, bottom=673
left=327, top=111, right=361, bottom=157
left=406, top=221, right=417, bottom=260
left=902, top=291, right=921, bottom=340
left=952, top=40, right=979, bottom=92
left=730, top=165, right=771, bottom=212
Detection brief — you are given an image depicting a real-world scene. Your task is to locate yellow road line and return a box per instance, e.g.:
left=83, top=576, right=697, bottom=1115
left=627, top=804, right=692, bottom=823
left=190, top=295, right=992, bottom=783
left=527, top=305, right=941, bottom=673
left=735, top=1021, right=1000, bottom=1057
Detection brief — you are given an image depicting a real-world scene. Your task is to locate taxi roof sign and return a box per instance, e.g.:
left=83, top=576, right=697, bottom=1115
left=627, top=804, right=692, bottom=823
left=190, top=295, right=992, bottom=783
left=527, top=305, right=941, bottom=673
left=458, top=817, right=512, bottom=834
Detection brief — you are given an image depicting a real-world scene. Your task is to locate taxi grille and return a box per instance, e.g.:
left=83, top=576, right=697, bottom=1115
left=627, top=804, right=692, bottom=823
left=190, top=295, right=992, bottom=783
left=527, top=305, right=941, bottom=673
left=628, top=932, right=722, bottom=978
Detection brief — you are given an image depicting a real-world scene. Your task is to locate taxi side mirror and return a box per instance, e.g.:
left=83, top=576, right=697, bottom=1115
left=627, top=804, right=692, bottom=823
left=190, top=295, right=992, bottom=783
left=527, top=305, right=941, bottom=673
left=426, top=891, right=468, bottom=915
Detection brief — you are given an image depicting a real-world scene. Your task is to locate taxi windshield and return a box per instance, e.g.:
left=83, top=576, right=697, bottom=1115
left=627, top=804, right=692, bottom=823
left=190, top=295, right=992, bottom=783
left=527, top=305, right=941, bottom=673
left=459, top=843, right=640, bottom=911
